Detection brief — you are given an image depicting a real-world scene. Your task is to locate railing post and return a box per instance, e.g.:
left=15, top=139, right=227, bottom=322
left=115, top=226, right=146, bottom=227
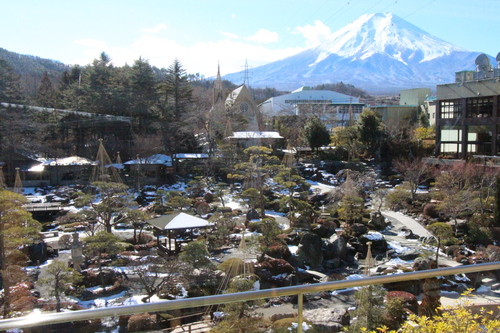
left=297, top=293, right=303, bottom=333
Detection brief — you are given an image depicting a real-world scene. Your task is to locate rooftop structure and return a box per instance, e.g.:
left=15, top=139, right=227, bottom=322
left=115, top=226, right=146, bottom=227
left=259, top=87, right=364, bottom=127
left=435, top=52, right=500, bottom=158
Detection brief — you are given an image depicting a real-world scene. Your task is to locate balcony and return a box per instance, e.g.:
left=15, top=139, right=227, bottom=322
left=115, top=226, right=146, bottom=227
left=0, top=262, right=499, bottom=332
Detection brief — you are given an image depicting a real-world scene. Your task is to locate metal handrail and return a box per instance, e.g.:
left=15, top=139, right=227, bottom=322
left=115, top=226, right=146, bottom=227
left=1, top=262, right=499, bottom=331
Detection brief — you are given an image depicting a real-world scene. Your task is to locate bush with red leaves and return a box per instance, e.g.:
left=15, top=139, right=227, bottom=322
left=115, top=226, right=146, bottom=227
left=386, top=290, right=418, bottom=314
left=127, top=313, right=159, bottom=332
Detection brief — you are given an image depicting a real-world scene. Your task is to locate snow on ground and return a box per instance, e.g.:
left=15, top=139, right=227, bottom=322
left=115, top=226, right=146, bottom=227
left=123, top=294, right=162, bottom=305
left=331, top=274, right=365, bottom=295
left=385, top=258, right=412, bottom=266
left=72, top=291, right=129, bottom=309
left=306, top=180, right=336, bottom=194
left=388, top=241, right=410, bottom=254
left=364, top=231, right=383, bottom=241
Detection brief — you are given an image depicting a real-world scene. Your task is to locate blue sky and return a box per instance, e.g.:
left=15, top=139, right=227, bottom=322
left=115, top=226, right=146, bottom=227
left=2, top=0, right=499, bottom=77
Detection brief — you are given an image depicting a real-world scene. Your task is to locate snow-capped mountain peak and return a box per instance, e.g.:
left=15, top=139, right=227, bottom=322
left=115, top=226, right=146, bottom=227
left=222, top=13, right=487, bottom=93
left=313, top=13, right=467, bottom=65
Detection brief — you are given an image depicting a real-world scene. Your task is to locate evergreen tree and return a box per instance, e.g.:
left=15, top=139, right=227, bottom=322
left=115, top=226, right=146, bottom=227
left=0, top=59, right=24, bottom=103
left=157, top=59, right=195, bottom=154
left=494, top=175, right=500, bottom=227
left=35, top=72, right=56, bottom=107
left=38, top=260, right=82, bottom=312
left=83, top=231, right=121, bottom=288
left=302, top=116, right=331, bottom=151
left=357, top=108, right=384, bottom=158
left=347, top=285, right=387, bottom=332
left=83, top=52, right=121, bottom=115
left=0, top=190, right=42, bottom=317
left=129, top=57, right=157, bottom=132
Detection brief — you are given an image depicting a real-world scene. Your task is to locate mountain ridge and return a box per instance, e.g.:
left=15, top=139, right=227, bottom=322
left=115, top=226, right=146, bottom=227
left=223, top=13, right=491, bottom=94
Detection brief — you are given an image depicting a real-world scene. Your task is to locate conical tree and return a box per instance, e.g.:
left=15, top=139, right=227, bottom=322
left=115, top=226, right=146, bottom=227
left=302, top=116, right=331, bottom=152
left=0, top=59, right=23, bottom=103
left=35, top=72, right=56, bottom=108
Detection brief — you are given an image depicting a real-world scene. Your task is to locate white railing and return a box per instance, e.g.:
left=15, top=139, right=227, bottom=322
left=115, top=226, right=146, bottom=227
left=0, top=262, right=499, bottom=332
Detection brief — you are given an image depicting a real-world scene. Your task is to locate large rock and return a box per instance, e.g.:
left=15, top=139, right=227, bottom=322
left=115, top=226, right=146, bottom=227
left=303, top=308, right=349, bottom=332
left=351, top=223, right=368, bottom=237
left=323, top=234, right=348, bottom=266
left=399, top=249, right=422, bottom=261
left=254, top=258, right=296, bottom=288
left=297, top=233, right=324, bottom=269
left=367, top=211, right=387, bottom=230
left=246, top=208, right=260, bottom=221
left=359, top=233, right=388, bottom=253
left=413, top=257, right=432, bottom=271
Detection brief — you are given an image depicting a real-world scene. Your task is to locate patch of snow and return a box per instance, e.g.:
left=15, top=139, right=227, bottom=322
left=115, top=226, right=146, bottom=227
left=289, top=322, right=312, bottom=331
left=331, top=274, right=364, bottom=295
left=365, top=231, right=384, bottom=241
left=388, top=241, right=410, bottom=254
left=455, top=274, right=470, bottom=282
left=123, top=294, right=162, bottom=305
left=386, top=258, right=411, bottom=266
left=477, top=285, right=491, bottom=293
left=77, top=290, right=128, bottom=309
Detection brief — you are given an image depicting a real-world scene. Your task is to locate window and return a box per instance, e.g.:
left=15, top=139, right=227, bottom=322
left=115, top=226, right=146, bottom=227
left=467, top=125, right=493, bottom=155
left=440, top=100, right=462, bottom=119
left=466, top=97, right=493, bottom=118
left=285, top=99, right=332, bottom=104
left=440, top=126, right=462, bottom=153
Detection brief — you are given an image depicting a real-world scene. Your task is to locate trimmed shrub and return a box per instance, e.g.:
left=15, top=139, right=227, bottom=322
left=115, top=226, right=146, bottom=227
left=127, top=313, right=159, bottom=332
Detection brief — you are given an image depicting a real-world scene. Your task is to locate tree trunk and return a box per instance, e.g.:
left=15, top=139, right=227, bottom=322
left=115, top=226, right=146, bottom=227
left=435, top=238, right=440, bottom=267
left=2, top=268, right=11, bottom=318
left=55, top=279, right=61, bottom=312
left=0, top=230, right=10, bottom=318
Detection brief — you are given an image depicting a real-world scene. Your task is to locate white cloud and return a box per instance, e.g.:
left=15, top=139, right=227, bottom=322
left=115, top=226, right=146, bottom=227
left=293, top=20, right=332, bottom=46
left=70, top=32, right=303, bottom=77
left=74, top=39, right=107, bottom=49
left=220, top=31, right=239, bottom=39
left=142, top=23, right=167, bottom=34
left=246, top=29, right=279, bottom=44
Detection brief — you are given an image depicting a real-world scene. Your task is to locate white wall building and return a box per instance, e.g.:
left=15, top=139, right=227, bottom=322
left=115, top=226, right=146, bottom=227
left=259, top=87, right=364, bottom=127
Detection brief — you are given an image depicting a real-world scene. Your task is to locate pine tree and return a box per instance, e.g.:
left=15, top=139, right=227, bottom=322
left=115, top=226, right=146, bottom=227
left=302, top=116, right=331, bottom=151
left=0, top=59, right=24, bottom=103
left=157, top=59, right=194, bottom=154
left=0, top=190, right=42, bottom=317
left=494, top=175, right=500, bottom=227
left=35, top=72, right=56, bottom=107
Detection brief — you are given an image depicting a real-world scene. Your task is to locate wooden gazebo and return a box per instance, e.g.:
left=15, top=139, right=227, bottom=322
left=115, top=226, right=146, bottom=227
left=147, top=212, right=212, bottom=256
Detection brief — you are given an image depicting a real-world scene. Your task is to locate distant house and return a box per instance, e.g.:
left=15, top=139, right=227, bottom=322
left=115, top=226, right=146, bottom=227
left=0, top=151, right=41, bottom=187
left=371, top=88, right=430, bottom=127
left=8, top=155, right=96, bottom=187
left=123, top=154, right=174, bottom=186
left=226, top=131, right=284, bottom=148
left=170, top=153, right=208, bottom=176
left=259, top=86, right=364, bottom=127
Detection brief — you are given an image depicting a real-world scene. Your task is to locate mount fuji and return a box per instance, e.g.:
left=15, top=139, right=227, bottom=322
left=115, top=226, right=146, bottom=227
left=223, top=13, right=485, bottom=94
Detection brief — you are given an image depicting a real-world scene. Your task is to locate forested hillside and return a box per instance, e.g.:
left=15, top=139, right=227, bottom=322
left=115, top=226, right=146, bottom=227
left=0, top=48, right=372, bottom=162
left=0, top=48, right=69, bottom=98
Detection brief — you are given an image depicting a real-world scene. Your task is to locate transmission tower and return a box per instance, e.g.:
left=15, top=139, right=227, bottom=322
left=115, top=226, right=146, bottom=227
left=242, top=59, right=252, bottom=87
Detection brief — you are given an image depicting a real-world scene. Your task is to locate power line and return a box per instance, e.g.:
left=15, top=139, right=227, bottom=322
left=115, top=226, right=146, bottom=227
left=403, top=0, right=438, bottom=19
left=359, top=0, right=385, bottom=16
